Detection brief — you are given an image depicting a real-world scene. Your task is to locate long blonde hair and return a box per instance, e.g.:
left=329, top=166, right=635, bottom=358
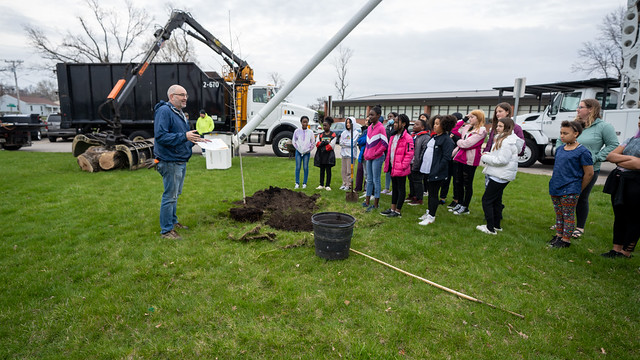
left=469, top=109, right=485, bottom=133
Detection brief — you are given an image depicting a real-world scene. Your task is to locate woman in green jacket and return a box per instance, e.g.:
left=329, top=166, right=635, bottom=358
left=572, top=99, right=619, bottom=238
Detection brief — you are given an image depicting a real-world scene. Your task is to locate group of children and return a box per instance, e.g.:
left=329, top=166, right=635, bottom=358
left=291, top=103, right=599, bottom=246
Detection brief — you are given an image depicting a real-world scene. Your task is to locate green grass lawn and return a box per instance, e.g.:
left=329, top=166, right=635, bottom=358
left=1, top=151, right=638, bottom=359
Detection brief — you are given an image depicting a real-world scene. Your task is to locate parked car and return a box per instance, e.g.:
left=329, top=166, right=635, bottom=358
left=330, top=121, right=362, bottom=142
left=47, top=113, right=76, bottom=142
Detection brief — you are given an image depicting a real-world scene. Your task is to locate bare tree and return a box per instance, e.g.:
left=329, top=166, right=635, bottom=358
left=268, top=72, right=285, bottom=88
left=572, top=6, right=624, bottom=79
left=31, top=80, right=59, bottom=102
left=308, top=96, right=327, bottom=112
left=24, top=0, right=152, bottom=64
left=154, top=5, right=198, bottom=63
left=333, top=45, right=353, bottom=100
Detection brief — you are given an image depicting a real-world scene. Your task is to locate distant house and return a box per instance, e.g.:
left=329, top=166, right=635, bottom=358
left=0, top=94, right=60, bottom=117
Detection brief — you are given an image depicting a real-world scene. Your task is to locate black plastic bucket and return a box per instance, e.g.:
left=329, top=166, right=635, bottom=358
left=311, top=212, right=356, bottom=260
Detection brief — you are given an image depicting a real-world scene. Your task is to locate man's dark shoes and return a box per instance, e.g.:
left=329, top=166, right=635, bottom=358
left=161, top=229, right=182, bottom=239
left=548, top=235, right=560, bottom=245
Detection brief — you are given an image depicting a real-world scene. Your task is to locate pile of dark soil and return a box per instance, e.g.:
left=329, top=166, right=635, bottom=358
left=229, top=186, right=320, bottom=232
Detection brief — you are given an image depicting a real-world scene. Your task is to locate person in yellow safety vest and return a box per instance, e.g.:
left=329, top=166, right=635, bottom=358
left=196, top=109, right=214, bottom=155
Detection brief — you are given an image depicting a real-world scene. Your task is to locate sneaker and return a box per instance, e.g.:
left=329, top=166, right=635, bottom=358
left=476, top=224, right=497, bottom=235
left=359, top=194, right=367, bottom=199
left=325, top=186, right=331, bottom=191
left=302, top=184, right=307, bottom=189
left=600, top=250, right=627, bottom=258
left=418, top=215, right=436, bottom=226
left=408, top=200, right=423, bottom=206
left=494, top=227, right=503, bottom=232
left=550, top=238, right=571, bottom=248
left=366, top=205, right=378, bottom=212
left=418, top=211, right=430, bottom=220
left=386, top=211, right=401, bottom=218
left=381, top=189, right=391, bottom=195
left=439, top=199, right=446, bottom=206
left=447, top=201, right=458, bottom=209
left=548, top=235, right=560, bottom=245
left=362, top=202, right=368, bottom=208
left=294, top=183, right=300, bottom=189
left=404, top=196, right=415, bottom=203
left=380, top=208, right=394, bottom=216
left=316, top=185, right=324, bottom=190
left=174, top=222, right=189, bottom=230
left=453, top=206, right=469, bottom=215
left=161, top=229, right=182, bottom=239
left=339, top=185, right=346, bottom=190
left=448, top=204, right=461, bottom=212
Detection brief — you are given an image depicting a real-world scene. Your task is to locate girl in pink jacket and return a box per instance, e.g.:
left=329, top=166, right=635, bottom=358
left=450, top=109, right=487, bottom=215
left=381, top=114, right=415, bottom=217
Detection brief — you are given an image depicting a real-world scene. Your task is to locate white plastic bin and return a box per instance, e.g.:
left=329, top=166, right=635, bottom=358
left=201, top=138, right=232, bottom=170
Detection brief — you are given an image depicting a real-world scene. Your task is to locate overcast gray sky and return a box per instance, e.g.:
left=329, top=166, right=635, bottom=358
left=0, top=0, right=626, bottom=107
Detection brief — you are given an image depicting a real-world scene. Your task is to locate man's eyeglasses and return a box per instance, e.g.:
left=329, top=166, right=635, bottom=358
left=173, top=93, right=189, bottom=98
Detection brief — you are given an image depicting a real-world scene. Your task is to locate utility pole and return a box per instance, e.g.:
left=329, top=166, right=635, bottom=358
left=2, top=60, right=24, bottom=113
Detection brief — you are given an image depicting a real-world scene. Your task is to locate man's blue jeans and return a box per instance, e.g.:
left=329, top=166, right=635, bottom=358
left=157, top=161, right=186, bottom=234
left=295, top=151, right=310, bottom=185
left=366, top=156, right=384, bottom=198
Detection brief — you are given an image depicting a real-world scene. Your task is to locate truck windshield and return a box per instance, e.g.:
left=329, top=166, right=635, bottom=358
left=252, top=88, right=278, bottom=104
left=559, top=92, right=582, bottom=112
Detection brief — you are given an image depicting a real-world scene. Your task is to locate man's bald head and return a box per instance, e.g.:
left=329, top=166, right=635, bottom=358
left=167, top=84, right=188, bottom=109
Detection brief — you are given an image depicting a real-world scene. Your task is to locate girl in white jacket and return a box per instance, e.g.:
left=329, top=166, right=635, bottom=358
left=339, top=117, right=358, bottom=190
left=292, top=116, right=316, bottom=189
left=476, top=118, right=524, bottom=235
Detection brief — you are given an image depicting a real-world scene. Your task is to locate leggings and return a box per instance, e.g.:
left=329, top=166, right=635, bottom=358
left=427, top=180, right=444, bottom=217
left=551, top=194, right=580, bottom=241
left=391, top=176, right=407, bottom=210
left=454, top=163, right=478, bottom=208
left=319, top=165, right=332, bottom=187
left=482, top=179, right=509, bottom=232
left=354, top=160, right=365, bottom=192
left=440, top=161, right=453, bottom=199
left=575, top=170, right=599, bottom=229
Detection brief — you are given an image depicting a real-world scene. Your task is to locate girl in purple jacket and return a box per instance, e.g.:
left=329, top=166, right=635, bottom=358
left=380, top=114, right=414, bottom=218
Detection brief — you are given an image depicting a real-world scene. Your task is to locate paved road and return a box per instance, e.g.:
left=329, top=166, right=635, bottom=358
left=19, top=138, right=614, bottom=185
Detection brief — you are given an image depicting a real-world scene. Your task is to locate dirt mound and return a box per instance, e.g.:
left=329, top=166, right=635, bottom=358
left=230, top=186, right=320, bottom=232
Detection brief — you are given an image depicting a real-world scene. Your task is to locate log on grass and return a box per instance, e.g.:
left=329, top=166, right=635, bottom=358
left=99, top=150, right=127, bottom=170
left=77, top=146, right=109, bottom=172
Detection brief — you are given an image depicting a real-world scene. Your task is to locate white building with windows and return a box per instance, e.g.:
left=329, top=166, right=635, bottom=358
left=0, top=94, right=60, bottom=117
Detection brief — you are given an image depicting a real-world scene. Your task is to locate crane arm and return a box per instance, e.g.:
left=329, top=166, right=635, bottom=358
left=101, top=10, right=253, bottom=136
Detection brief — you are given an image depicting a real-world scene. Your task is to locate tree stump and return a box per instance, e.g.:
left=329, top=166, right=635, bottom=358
left=99, top=150, right=127, bottom=170
left=77, top=146, right=109, bottom=172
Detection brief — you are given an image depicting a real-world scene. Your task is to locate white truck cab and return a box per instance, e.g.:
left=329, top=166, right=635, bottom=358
left=244, top=85, right=319, bottom=156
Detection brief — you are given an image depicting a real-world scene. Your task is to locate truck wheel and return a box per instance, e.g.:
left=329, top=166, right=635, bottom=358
left=518, top=138, right=539, bottom=167
left=2, top=144, right=22, bottom=151
left=49, top=136, right=57, bottom=142
left=272, top=131, right=293, bottom=157
left=129, top=131, right=152, bottom=141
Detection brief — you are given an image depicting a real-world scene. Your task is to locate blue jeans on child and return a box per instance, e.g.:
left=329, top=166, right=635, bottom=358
left=157, top=160, right=186, bottom=234
left=366, top=156, right=384, bottom=198
left=295, top=151, right=310, bottom=185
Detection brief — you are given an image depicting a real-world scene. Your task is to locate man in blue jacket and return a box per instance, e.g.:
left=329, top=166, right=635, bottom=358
left=155, top=84, right=207, bottom=239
